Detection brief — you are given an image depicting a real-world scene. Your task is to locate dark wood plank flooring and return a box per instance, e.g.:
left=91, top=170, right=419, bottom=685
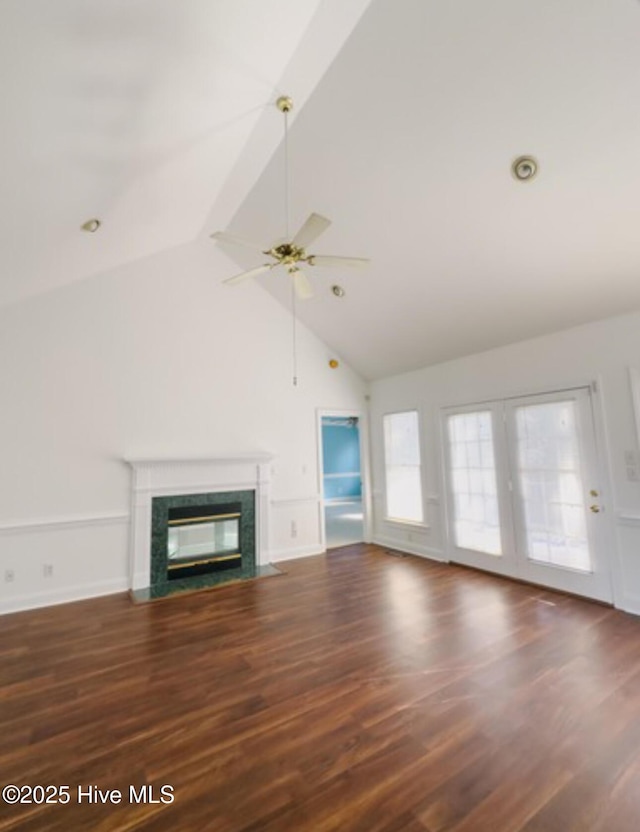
left=2, top=544, right=640, bottom=831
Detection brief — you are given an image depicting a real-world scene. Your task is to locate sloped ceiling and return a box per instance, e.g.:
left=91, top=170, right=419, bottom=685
left=223, top=0, right=640, bottom=379
left=4, top=1, right=640, bottom=381
left=0, top=0, right=370, bottom=307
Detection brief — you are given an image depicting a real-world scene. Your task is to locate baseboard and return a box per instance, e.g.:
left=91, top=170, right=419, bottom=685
left=617, top=512, right=640, bottom=528
left=616, top=597, right=640, bottom=617
left=269, top=543, right=325, bottom=563
left=373, top=534, right=448, bottom=563
left=0, top=577, right=129, bottom=616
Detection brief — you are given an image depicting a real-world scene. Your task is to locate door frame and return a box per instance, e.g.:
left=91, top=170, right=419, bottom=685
left=439, top=379, right=618, bottom=604
left=316, top=407, right=372, bottom=551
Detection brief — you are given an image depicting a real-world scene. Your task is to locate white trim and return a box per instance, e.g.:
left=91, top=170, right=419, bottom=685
left=617, top=513, right=640, bottom=527
left=439, top=383, right=617, bottom=605
left=126, top=455, right=274, bottom=590
left=0, top=577, right=129, bottom=616
left=133, top=481, right=261, bottom=497
left=271, top=496, right=321, bottom=507
left=618, top=600, right=640, bottom=618
left=125, top=454, right=274, bottom=466
left=269, top=543, right=325, bottom=563
left=382, top=518, right=431, bottom=531
left=381, top=407, right=427, bottom=526
left=629, top=367, right=640, bottom=450
left=373, top=534, right=447, bottom=562
left=0, top=512, right=129, bottom=535
left=436, top=378, right=602, bottom=412
left=317, top=407, right=372, bottom=549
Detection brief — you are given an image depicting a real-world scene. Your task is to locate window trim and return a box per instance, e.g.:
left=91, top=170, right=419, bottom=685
left=382, top=408, right=426, bottom=526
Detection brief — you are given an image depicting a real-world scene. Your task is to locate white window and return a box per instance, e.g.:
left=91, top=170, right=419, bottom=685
left=383, top=410, right=424, bottom=523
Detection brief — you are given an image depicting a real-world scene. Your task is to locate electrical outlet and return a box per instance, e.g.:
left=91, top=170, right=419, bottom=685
left=4, top=569, right=15, bottom=583
left=291, top=520, right=298, bottom=539
left=43, top=564, right=53, bottom=578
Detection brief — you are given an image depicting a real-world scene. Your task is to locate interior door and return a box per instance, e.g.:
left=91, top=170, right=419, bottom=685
left=444, top=388, right=612, bottom=602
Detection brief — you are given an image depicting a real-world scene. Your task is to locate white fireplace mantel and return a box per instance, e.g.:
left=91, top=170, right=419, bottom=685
left=126, top=454, right=274, bottom=590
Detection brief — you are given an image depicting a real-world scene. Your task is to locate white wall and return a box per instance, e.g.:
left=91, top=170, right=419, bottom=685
left=369, top=311, right=640, bottom=615
left=0, top=240, right=367, bottom=613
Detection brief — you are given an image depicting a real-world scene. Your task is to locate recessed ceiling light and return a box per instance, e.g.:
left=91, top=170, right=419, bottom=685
left=331, top=284, right=345, bottom=298
left=512, top=156, right=538, bottom=182
left=81, top=218, right=101, bottom=233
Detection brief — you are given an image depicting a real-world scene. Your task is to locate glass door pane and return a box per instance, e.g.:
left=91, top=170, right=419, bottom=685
left=446, top=411, right=502, bottom=556
left=444, top=388, right=611, bottom=602
left=512, top=400, right=591, bottom=572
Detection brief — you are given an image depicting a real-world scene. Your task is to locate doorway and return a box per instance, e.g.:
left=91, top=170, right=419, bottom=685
left=442, top=386, right=612, bottom=602
left=320, top=415, right=364, bottom=549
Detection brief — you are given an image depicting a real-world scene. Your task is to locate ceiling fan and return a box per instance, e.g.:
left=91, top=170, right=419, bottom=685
left=211, top=212, right=368, bottom=299
left=211, top=96, right=369, bottom=300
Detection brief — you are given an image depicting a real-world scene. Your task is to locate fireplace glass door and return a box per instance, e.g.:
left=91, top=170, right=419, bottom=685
left=167, top=503, right=242, bottom=579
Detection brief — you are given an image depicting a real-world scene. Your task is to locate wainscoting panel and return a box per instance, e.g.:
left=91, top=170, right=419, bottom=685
left=269, top=496, right=325, bottom=562
left=0, top=514, right=129, bottom=615
left=616, top=513, right=640, bottom=616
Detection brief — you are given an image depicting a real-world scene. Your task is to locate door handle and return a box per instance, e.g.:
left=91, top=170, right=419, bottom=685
left=589, top=504, right=600, bottom=514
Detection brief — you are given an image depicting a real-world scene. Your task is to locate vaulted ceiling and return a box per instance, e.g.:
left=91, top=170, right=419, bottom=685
left=0, top=0, right=369, bottom=306
left=4, top=1, right=640, bottom=380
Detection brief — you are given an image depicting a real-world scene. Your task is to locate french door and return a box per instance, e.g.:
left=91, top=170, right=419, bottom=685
left=443, top=387, right=612, bottom=602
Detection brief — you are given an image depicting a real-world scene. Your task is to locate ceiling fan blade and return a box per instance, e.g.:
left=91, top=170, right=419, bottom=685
left=291, top=268, right=314, bottom=300
left=292, top=213, right=331, bottom=248
left=223, top=264, right=273, bottom=286
left=308, top=255, right=370, bottom=269
left=211, top=230, right=266, bottom=254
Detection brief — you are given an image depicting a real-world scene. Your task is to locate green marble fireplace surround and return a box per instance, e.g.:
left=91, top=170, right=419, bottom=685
left=151, top=489, right=255, bottom=586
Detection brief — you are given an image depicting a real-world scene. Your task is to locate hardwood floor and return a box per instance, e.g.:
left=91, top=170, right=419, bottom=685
left=2, top=544, right=640, bottom=831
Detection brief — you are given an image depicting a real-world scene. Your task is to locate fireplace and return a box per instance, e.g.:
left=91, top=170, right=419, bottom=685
left=126, top=455, right=275, bottom=599
left=167, top=502, right=242, bottom=579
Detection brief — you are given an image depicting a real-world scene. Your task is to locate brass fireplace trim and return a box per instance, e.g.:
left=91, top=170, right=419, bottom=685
left=167, top=512, right=241, bottom=526
left=167, top=552, right=241, bottom=571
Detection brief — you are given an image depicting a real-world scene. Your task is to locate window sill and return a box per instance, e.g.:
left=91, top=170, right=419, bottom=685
left=383, top=518, right=430, bottom=532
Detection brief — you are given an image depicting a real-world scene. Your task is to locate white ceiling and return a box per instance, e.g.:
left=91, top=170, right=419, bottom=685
left=223, top=0, right=640, bottom=379
left=4, top=1, right=640, bottom=380
left=0, top=0, right=369, bottom=307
